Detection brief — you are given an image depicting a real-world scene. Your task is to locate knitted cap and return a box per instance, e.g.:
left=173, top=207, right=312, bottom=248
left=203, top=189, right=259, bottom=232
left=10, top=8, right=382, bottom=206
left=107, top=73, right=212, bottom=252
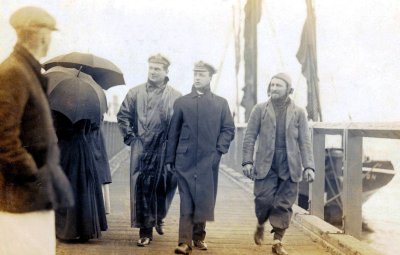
left=268, top=72, right=293, bottom=95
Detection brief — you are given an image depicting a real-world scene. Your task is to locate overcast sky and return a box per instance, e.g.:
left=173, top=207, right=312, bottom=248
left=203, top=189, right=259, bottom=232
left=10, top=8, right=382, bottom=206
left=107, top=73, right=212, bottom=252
left=2, top=0, right=400, bottom=122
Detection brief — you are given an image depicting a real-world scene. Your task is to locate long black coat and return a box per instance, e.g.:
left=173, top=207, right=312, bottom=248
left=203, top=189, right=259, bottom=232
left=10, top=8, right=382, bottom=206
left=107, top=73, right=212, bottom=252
left=165, top=88, right=235, bottom=222
left=91, top=122, right=112, bottom=184
left=0, top=44, right=73, bottom=213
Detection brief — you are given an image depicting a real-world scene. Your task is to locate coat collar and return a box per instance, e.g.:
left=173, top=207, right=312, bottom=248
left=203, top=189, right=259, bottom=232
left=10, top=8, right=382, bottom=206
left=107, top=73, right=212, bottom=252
left=285, top=99, right=295, bottom=130
left=264, top=98, right=295, bottom=130
left=190, top=84, right=212, bottom=98
left=14, top=43, right=42, bottom=76
left=14, top=43, right=48, bottom=92
left=146, top=77, right=169, bottom=90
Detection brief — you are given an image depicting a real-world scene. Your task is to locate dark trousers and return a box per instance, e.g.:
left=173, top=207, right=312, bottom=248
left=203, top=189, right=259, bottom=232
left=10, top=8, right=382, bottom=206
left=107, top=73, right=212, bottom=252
left=139, top=227, right=153, bottom=239
left=179, top=214, right=206, bottom=245
left=254, top=150, right=298, bottom=240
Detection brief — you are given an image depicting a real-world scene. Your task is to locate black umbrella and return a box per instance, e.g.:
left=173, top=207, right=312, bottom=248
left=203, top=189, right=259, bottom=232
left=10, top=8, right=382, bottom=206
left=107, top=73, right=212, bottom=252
left=45, top=66, right=107, bottom=124
left=44, top=52, right=125, bottom=90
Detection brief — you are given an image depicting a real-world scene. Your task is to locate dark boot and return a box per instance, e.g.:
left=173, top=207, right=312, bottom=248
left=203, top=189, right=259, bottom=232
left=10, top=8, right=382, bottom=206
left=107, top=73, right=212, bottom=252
left=254, top=224, right=264, bottom=245
left=174, top=243, right=192, bottom=254
left=193, top=240, right=208, bottom=250
left=272, top=240, right=289, bottom=255
left=155, top=220, right=165, bottom=235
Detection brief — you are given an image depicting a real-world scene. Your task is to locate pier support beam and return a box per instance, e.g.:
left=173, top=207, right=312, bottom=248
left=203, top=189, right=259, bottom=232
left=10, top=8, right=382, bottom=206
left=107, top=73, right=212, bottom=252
left=343, top=130, right=363, bottom=239
left=310, top=129, right=325, bottom=219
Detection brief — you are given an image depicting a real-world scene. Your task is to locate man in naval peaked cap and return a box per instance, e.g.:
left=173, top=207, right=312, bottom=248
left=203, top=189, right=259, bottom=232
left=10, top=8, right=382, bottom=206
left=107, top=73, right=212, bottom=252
left=166, top=60, right=235, bottom=254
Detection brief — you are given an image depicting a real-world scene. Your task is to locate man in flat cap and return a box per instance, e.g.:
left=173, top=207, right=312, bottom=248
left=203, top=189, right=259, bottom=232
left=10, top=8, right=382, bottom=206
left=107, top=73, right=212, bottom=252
left=242, top=73, right=315, bottom=255
left=166, top=61, right=235, bottom=254
left=117, top=54, right=182, bottom=246
left=0, top=6, right=73, bottom=255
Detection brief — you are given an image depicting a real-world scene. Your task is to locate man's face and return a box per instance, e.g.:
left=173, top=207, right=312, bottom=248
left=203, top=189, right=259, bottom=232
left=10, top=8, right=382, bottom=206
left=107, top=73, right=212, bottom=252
left=269, top=77, right=288, bottom=99
left=37, top=27, right=52, bottom=58
left=193, top=71, right=212, bottom=89
left=148, top=62, right=167, bottom=84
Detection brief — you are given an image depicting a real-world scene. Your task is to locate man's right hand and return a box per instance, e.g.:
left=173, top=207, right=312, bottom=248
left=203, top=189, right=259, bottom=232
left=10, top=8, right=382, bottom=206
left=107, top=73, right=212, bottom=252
left=165, top=163, right=175, bottom=173
left=242, top=163, right=254, bottom=180
left=123, top=134, right=136, bottom=146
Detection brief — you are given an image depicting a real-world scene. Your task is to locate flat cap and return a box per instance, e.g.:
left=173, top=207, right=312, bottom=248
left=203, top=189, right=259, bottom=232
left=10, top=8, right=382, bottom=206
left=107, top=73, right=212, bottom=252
left=193, top=61, right=217, bottom=75
left=148, top=53, right=170, bottom=68
left=10, top=6, right=57, bottom=31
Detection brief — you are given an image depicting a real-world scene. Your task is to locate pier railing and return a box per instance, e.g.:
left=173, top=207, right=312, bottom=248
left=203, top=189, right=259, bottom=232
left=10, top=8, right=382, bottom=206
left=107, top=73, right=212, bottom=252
left=222, top=122, right=400, bottom=239
left=102, top=121, right=125, bottom=159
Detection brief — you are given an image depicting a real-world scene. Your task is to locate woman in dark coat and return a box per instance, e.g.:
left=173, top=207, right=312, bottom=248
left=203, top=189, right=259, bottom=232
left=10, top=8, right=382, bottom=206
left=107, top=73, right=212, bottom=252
left=53, top=111, right=108, bottom=241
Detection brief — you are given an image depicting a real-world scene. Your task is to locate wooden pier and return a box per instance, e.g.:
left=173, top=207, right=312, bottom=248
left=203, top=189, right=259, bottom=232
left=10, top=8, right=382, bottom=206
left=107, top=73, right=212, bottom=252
left=56, top=122, right=393, bottom=255
left=57, top=149, right=333, bottom=255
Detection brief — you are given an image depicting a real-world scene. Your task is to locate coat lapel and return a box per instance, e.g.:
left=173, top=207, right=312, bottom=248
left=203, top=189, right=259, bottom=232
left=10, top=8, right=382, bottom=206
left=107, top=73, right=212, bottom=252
left=285, top=99, right=295, bottom=131
left=265, top=100, right=276, bottom=124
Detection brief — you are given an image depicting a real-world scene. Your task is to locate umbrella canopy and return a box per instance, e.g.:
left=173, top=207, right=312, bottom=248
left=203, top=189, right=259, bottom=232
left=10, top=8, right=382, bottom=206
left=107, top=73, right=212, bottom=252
left=44, top=52, right=125, bottom=90
left=45, top=66, right=108, bottom=124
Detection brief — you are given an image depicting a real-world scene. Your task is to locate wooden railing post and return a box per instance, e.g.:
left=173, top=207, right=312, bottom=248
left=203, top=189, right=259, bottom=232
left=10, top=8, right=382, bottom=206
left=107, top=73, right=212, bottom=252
left=234, top=127, right=244, bottom=169
left=343, top=129, right=363, bottom=239
left=310, top=129, right=325, bottom=219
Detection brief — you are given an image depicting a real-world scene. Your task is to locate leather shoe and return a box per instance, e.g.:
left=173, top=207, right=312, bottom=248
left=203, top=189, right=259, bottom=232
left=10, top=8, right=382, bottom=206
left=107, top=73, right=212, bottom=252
left=254, top=224, right=264, bottom=245
left=137, top=237, right=151, bottom=247
left=174, top=243, right=192, bottom=254
left=155, top=222, right=164, bottom=235
left=272, top=240, right=289, bottom=255
left=193, top=240, right=208, bottom=250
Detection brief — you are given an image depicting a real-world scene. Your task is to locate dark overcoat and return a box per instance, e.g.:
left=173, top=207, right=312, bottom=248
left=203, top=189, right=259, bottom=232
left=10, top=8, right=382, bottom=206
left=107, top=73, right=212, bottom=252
left=242, top=98, right=315, bottom=182
left=165, top=88, right=235, bottom=222
left=91, top=122, right=112, bottom=184
left=0, top=44, right=74, bottom=213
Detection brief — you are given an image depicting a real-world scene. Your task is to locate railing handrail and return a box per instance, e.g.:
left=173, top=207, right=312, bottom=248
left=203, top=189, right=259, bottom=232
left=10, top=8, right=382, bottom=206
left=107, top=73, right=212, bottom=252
left=224, top=121, right=400, bottom=239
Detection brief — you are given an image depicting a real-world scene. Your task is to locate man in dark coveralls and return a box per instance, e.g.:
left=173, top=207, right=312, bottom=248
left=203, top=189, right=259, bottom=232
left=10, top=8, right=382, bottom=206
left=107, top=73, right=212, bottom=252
left=117, top=54, right=181, bottom=246
left=165, top=61, right=235, bottom=255
left=242, top=73, right=315, bottom=255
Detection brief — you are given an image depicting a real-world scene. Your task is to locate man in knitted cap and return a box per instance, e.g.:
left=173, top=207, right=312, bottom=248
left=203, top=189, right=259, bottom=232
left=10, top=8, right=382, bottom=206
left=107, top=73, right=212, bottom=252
left=117, top=54, right=181, bottom=246
left=165, top=61, right=235, bottom=254
left=0, top=6, right=73, bottom=255
left=241, top=73, right=315, bottom=255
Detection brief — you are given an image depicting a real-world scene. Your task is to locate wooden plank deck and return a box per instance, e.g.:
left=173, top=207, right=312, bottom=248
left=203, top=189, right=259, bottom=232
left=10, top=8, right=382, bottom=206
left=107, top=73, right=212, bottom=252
left=57, top=150, right=333, bottom=255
